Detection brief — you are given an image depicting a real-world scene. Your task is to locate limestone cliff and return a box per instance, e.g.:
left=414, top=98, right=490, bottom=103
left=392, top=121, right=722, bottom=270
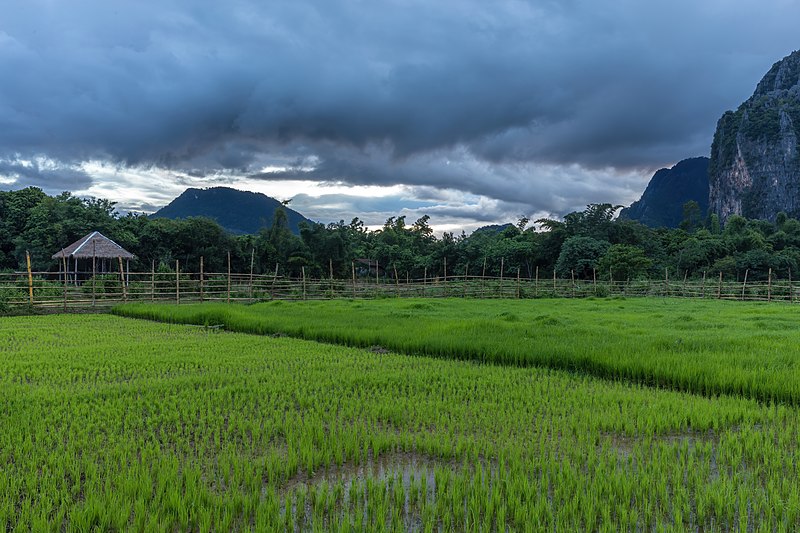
left=709, top=50, right=800, bottom=223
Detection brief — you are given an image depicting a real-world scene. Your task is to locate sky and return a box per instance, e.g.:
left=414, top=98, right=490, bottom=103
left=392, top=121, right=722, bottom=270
left=1, top=1, right=799, bottom=233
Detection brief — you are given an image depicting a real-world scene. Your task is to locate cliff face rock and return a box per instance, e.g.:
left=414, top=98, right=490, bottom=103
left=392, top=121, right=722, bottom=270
left=709, top=50, right=800, bottom=223
left=618, top=157, right=709, bottom=228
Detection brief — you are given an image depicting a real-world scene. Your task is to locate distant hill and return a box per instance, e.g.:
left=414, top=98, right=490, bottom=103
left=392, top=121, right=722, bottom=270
left=151, top=187, right=313, bottom=234
left=471, top=223, right=515, bottom=235
left=618, top=157, right=709, bottom=228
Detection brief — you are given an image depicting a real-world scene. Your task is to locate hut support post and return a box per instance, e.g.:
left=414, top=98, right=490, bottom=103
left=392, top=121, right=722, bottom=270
left=62, top=253, right=67, bottom=311
left=92, top=242, right=96, bottom=308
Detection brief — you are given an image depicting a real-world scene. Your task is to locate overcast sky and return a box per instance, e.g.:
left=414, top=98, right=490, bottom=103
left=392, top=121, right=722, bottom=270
left=1, top=1, right=798, bottom=232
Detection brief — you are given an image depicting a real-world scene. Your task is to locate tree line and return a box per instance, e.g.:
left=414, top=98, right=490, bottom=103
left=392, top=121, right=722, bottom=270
left=2, top=187, right=798, bottom=282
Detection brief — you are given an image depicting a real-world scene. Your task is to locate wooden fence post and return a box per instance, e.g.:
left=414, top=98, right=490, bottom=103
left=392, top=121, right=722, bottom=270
left=535, top=266, right=539, bottom=298
left=741, top=269, right=749, bottom=301
left=701, top=271, right=706, bottom=299
left=443, top=257, right=447, bottom=298
left=499, top=257, right=504, bottom=297
left=516, top=267, right=521, bottom=299
left=302, top=266, right=307, bottom=300
left=717, top=271, right=723, bottom=299
left=570, top=270, right=575, bottom=298
left=553, top=269, right=557, bottom=297
left=250, top=249, right=255, bottom=301
left=393, top=264, right=399, bottom=296
left=463, top=262, right=469, bottom=298
left=118, top=256, right=127, bottom=302
left=330, top=258, right=335, bottom=298
left=768, top=268, right=772, bottom=302
left=481, top=257, right=487, bottom=298
left=609, top=268, right=613, bottom=295
left=593, top=268, right=597, bottom=296
left=352, top=261, right=357, bottom=298
left=790, top=268, right=794, bottom=303
left=271, top=263, right=279, bottom=299
left=423, top=266, right=427, bottom=297
left=200, top=256, right=204, bottom=302
left=175, top=259, right=180, bottom=304
left=664, top=267, right=669, bottom=297
left=227, top=251, right=231, bottom=303
left=26, top=251, right=33, bottom=306
left=151, top=260, right=155, bottom=301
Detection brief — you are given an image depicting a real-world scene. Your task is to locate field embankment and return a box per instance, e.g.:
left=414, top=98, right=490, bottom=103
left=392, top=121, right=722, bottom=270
left=115, top=297, right=800, bottom=404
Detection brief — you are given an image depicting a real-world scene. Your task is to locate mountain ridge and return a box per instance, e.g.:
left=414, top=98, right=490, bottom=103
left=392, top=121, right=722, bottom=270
left=151, top=187, right=314, bottom=234
left=618, top=157, right=709, bottom=228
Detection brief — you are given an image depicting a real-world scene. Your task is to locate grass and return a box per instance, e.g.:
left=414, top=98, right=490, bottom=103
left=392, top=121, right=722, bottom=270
left=2, top=313, right=800, bottom=529
left=116, top=297, right=800, bottom=404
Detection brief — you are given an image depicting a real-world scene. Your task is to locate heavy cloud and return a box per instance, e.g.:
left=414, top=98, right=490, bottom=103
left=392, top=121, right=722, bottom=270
left=0, top=0, right=798, bottom=222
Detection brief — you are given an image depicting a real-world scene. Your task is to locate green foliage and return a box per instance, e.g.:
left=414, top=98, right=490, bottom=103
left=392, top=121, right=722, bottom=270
left=555, top=236, right=609, bottom=278
left=5, top=189, right=800, bottom=284
left=597, top=244, right=652, bottom=281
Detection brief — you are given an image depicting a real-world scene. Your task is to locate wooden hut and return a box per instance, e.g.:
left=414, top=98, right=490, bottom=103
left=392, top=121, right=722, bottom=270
left=51, top=231, right=135, bottom=284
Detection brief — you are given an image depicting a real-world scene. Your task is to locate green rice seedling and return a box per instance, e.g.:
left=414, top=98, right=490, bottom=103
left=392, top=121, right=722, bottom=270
left=4, top=313, right=800, bottom=529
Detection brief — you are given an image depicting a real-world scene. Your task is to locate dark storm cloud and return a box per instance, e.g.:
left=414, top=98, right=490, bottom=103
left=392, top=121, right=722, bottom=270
left=0, top=160, right=93, bottom=192
left=0, top=0, right=798, bottom=208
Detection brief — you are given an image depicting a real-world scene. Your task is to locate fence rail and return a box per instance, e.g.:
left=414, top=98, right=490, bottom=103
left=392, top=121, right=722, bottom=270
left=0, top=267, right=797, bottom=311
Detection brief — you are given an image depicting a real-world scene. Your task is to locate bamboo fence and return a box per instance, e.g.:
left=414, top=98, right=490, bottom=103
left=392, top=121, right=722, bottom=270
left=0, top=256, right=796, bottom=311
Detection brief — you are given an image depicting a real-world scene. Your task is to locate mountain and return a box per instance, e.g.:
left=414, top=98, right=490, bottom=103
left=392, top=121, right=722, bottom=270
left=709, top=50, right=800, bottom=223
left=151, top=187, right=314, bottom=234
left=618, top=157, right=709, bottom=228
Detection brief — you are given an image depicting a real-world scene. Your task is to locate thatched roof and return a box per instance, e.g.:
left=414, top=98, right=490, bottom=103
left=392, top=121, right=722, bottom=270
left=51, top=231, right=135, bottom=260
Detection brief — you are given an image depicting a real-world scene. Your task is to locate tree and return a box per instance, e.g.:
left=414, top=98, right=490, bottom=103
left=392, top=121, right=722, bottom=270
left=679, top=201, right=702, bottom=233
left=555, top=236, right=610, bottom=278
left=597, top=244, right=652, bottom=281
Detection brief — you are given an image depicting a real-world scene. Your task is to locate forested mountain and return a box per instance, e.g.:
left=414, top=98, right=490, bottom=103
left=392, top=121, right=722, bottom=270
left=151, top=187, right=312, bottom=234
left=710, top=49, right=800, bottom=223
left=3, top=186, right=800, bottom=285
left=619, top=157, right=709, bottom=228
